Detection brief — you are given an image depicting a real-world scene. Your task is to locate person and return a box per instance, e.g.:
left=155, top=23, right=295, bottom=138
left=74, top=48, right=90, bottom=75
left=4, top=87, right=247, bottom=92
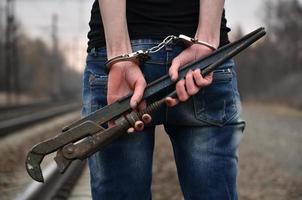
left=82, top=0, right=245, bottom=199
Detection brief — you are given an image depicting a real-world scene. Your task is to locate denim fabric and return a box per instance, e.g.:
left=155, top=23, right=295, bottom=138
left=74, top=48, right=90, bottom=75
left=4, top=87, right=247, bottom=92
left=82, top=39, right=245, bottom=200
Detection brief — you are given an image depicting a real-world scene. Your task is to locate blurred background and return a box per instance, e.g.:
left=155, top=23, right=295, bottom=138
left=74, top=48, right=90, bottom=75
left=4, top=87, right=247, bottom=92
left=0, top=0, right=301, bottom=200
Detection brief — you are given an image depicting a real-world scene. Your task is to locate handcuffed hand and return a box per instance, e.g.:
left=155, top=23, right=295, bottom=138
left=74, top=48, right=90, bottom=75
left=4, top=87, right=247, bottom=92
left=166, top=44, right=214, bottom=107
left=107, top=60, right=152, bottom=132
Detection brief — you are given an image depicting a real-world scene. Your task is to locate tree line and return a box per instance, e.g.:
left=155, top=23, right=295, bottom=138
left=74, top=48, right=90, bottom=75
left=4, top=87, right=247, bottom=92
left=1, top=0, right=301, bottom=108
left=235, top=0, right=302, bottom=108
left=0, top=26, right=82, bottom=102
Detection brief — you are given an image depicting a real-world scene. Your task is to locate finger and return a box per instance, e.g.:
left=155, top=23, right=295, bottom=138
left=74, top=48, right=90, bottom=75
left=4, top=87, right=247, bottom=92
left=142, top=114, right=152, bottom=124
left=165, top=97, right=179, bottom=107
left=130, top=78, right=147, bottom=109
left=176, top=79, right=189, bottom=102
left=193, top=69, right=213, bottom=87
left=169, top=50, right=197, bottom=82
left=127, top=127, right=135, bottom=133
left=134, top=120, right=144, bottom=131
left=204, top=72, right=214, bottom=83
left=185, top=70, right=199, bottom=96
left=169, top=57, right=181, bottom=81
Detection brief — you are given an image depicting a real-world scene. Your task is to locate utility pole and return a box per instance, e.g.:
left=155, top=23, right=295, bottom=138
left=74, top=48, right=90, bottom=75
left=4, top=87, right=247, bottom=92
left=4, top=0, right=19, bottom=104
left=5, top=0, right=14, bottom=104
left=51, top=13, right=61, bottom=100
left=52, top=14, right=58, bottom=56
left=0, top=2, right=4, bottom=89
left=12, top=7, right=19, bottom=101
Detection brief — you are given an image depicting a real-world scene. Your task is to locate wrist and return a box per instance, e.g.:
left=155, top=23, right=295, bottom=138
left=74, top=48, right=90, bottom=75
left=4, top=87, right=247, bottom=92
left=108, top=57, right=139, bottom=70
left=107, top=44, right=132, bottom=60
left=191, top=43, right=214, bottom=58
left=105, top=35, right=132, bottom=59
left=108, top=60, right=137, bottom=73
left=106, top=50, right=150, bottom=74
left=192, top=38, right=217, bottom=51
left=195, top=31, right=220, bottom=49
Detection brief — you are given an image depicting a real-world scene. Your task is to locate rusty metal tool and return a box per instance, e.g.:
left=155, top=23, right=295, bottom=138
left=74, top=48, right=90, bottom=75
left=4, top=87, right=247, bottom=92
left=26, top=28, right=266, bottom=182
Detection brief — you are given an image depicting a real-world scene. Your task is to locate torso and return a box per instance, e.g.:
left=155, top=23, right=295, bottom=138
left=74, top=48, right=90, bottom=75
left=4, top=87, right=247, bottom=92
left=87, top=0, right=231, bottom=52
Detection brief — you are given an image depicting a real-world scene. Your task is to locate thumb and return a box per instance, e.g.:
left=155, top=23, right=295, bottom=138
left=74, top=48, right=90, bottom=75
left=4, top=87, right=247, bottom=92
left=169, top=57, right=181, bottom=81
left=169, top=51, right=193, bottom=81
left=130, top=77, right=147, bottom=109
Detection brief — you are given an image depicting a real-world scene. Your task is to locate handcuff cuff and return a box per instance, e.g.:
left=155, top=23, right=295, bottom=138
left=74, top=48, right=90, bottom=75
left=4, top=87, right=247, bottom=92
left=105, top=34, right=217, bottom=73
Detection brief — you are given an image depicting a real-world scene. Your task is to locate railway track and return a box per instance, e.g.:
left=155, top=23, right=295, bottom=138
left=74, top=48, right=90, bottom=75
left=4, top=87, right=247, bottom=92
left=0, top=100, right=84, bottom=200
left=0, top=101, right=80, bottom=137
left=3, top=103, right=302, bottom=200
left=0, top=100, right=75, bottom=121
left=16, top=161, right=86, bottom=200
left=5, top=102, right=87, bottom=200
left=0, top=101, right=52, bottom=113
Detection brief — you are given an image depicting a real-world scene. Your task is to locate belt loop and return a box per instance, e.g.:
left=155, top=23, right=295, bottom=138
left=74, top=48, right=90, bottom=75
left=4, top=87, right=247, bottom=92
left=91, top=48, right=97, bottom=57
left=165, top=45, right=173, bottom=52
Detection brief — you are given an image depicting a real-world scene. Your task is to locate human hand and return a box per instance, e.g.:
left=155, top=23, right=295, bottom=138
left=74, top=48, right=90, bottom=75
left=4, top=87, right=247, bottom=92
left=166, top=44, right=214, bottom=107
left=107, top=60, right=151, bottom=132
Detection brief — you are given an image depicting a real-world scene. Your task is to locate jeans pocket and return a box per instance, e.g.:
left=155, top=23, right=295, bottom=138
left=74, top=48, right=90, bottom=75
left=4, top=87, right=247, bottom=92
left=193, top=68, right=238, bottom=127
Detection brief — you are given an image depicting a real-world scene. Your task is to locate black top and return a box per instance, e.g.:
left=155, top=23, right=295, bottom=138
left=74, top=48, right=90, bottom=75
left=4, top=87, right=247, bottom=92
left=87, top=0, right=231, bottom=52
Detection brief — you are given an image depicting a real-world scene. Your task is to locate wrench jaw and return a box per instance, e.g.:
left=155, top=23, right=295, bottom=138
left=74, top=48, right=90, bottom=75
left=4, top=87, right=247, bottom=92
left=25, top=151, right=45, bottom=183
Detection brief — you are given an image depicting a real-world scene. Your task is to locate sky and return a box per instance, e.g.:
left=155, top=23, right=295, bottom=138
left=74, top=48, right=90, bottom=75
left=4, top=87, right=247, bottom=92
left=0, top=0, right=266, bottom=72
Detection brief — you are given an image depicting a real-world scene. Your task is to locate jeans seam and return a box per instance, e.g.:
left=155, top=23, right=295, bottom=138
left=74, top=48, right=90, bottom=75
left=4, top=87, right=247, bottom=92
left=145, top=61, right=166, bottom=65
left=164, top=49, right=170, bottom=125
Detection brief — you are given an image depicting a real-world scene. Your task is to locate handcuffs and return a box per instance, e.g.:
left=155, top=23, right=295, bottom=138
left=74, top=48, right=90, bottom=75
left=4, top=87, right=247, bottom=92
left=105, top=34, right=216, bottom=73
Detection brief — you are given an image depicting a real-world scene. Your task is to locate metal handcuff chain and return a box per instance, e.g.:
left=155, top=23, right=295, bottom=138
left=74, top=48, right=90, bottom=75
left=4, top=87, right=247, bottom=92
left=105, top=34, right=216, bottom=73
left=146, top=35, right=177, bottom=54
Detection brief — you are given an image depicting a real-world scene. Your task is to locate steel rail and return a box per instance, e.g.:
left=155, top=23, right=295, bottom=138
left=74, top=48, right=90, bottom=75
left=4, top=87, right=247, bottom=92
left=15, top=160, right=85, bottom=200
left=0, top=102, right=80, bottom=137
left=0, top=99, right=76, bottom=113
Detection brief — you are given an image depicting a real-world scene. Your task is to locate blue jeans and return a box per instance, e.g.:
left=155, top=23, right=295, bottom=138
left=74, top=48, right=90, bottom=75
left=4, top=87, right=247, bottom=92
left=82, top=39, right=245, bottom=200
